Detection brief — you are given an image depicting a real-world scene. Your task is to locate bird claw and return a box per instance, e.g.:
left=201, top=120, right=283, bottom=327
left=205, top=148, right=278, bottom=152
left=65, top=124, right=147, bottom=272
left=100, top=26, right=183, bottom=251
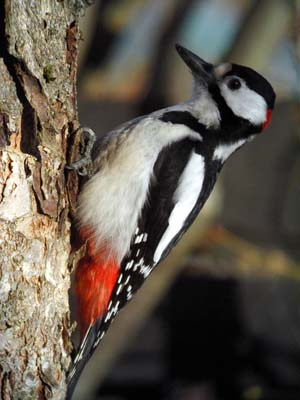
left=65, top=162, right=89, bottom=176
left=66, top=127, right=96, bottom=177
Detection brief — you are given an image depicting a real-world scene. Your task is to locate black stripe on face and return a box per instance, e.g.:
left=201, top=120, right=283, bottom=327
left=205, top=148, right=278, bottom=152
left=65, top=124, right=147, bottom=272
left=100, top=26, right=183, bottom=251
left=159, top=111, right=206, bottom=135
left=207, top=83, right=261, bottom=140
left=208, top=84, right=235, bottom=124
left=159, top=109, right=253, bottom=156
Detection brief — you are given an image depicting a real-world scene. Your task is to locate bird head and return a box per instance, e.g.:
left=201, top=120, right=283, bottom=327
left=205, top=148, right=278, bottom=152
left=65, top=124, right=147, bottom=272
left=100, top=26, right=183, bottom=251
left=175, top=44, right=276, bottom=134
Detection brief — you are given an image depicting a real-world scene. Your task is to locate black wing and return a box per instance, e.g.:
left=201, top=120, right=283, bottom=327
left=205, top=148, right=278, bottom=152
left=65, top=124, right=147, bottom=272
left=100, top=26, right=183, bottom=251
left=98, top=137, right=207, bottom=333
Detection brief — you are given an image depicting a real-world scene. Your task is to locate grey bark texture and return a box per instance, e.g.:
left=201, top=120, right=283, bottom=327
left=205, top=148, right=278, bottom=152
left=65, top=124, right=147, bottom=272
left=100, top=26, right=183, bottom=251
left=0, top=1, right=83, bottom=399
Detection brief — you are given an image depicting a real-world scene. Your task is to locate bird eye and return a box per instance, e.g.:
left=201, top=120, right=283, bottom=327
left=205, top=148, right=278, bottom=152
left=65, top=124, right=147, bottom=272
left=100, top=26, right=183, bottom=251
left=227, top=78, right=241, bottom=91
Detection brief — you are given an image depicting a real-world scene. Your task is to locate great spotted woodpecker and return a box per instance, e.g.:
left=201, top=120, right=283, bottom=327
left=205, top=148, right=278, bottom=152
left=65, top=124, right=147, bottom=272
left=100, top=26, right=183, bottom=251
left=67, top=44, right=275, bottom=397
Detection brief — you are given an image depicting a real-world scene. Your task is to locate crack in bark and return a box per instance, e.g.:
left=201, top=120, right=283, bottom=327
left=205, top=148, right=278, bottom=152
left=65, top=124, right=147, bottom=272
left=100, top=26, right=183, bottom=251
left=0, top=2, right=40, bottom=159
left=66, top=21, right=79, bottom=112
left=32, top=161, right=58, bottom=219
left=0, top=152, right=13, bottom=204
left=0, top=114, right=9, bottom=149
left=38, top=371, right=52, bottom=400
left=0, top=368, right=12, bottom=400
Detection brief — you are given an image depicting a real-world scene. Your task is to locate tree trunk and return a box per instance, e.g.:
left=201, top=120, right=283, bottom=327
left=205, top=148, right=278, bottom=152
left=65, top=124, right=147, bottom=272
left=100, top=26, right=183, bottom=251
left=0, top=1, right=82, bottom=398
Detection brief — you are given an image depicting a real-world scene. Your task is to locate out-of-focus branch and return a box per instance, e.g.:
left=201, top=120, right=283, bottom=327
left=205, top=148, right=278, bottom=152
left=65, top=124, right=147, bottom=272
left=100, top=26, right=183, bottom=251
left=227, top=0, right=290, bottom=68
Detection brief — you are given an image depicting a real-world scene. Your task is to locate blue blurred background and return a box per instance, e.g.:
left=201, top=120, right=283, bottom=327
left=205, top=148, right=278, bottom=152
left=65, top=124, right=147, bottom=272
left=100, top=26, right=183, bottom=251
left=72, top=1, right=300, bottom=399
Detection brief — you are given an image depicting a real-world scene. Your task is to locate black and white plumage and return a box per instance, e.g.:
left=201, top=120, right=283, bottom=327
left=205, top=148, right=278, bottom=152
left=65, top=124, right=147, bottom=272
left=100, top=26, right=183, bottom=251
left=67, top=44, right=276, bottom=398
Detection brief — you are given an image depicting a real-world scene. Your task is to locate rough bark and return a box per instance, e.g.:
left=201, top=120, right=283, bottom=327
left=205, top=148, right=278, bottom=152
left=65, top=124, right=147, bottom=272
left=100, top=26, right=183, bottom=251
left=0, top=1, right=82, bottom=398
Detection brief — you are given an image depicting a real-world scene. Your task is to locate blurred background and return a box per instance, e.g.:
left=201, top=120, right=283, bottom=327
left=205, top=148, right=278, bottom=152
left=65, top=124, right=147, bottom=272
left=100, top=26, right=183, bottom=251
left=72, top=0, right=300, bottom=399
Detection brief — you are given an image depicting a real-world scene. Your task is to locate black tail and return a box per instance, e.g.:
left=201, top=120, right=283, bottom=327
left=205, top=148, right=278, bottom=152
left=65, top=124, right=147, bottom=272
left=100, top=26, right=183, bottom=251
left=66, top=318, right=104, bottom=399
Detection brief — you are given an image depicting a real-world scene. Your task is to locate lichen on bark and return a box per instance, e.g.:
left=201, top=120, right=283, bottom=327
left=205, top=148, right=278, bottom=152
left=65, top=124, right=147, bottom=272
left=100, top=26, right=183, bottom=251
left=0, top=1, right=82, bottom=398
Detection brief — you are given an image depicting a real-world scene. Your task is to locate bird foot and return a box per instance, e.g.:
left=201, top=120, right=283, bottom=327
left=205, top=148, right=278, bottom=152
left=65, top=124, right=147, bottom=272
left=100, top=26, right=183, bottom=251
left=66, top=127, right=96, bottom=176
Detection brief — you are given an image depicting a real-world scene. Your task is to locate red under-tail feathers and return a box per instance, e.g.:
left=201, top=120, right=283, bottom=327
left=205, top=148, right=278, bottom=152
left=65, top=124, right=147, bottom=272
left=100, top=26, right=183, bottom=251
left=75, top=227, right=119, bottom=337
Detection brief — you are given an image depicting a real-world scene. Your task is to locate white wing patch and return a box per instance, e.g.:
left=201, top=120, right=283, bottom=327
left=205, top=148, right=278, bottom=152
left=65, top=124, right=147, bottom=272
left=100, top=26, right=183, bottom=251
left=153, top=151, right=205, bottom=263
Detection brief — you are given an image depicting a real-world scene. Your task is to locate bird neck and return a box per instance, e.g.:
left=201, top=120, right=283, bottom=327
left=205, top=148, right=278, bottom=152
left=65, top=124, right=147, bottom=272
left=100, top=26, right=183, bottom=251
left=188, top=90, right=221, bottom=130
left=188, top=89, right=259, bottom=145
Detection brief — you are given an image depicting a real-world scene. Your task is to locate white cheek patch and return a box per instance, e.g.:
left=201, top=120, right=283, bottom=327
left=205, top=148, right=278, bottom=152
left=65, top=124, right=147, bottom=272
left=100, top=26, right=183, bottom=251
left=220, top=80, right=267, bottom=126
left=153, top=151, right=205, bottom=263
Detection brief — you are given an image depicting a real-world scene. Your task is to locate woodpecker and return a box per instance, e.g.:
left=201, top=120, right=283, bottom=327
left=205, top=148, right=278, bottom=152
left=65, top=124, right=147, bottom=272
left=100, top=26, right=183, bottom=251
left=67, top=44, right=275, bottom=397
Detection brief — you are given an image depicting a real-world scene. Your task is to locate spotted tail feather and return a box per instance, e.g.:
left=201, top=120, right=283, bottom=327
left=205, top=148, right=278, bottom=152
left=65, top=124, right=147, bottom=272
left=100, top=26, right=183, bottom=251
left=66, top=321, right=101, bottom=399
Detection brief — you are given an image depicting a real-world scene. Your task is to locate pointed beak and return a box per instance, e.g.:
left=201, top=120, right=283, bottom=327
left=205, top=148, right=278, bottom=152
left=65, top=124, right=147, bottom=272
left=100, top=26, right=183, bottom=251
left=175, top=44, right=214, bottom=84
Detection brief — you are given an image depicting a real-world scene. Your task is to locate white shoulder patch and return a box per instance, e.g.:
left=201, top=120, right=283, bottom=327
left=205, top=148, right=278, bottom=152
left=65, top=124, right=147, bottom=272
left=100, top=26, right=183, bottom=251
left=153, top=151, right=205, bottom=263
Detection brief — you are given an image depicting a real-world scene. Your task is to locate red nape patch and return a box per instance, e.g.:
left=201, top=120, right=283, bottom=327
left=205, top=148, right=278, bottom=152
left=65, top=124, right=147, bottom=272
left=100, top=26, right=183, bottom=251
left=75, top=229, right=119, bottom=337
left=262, top=109, right=272, bottom=130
